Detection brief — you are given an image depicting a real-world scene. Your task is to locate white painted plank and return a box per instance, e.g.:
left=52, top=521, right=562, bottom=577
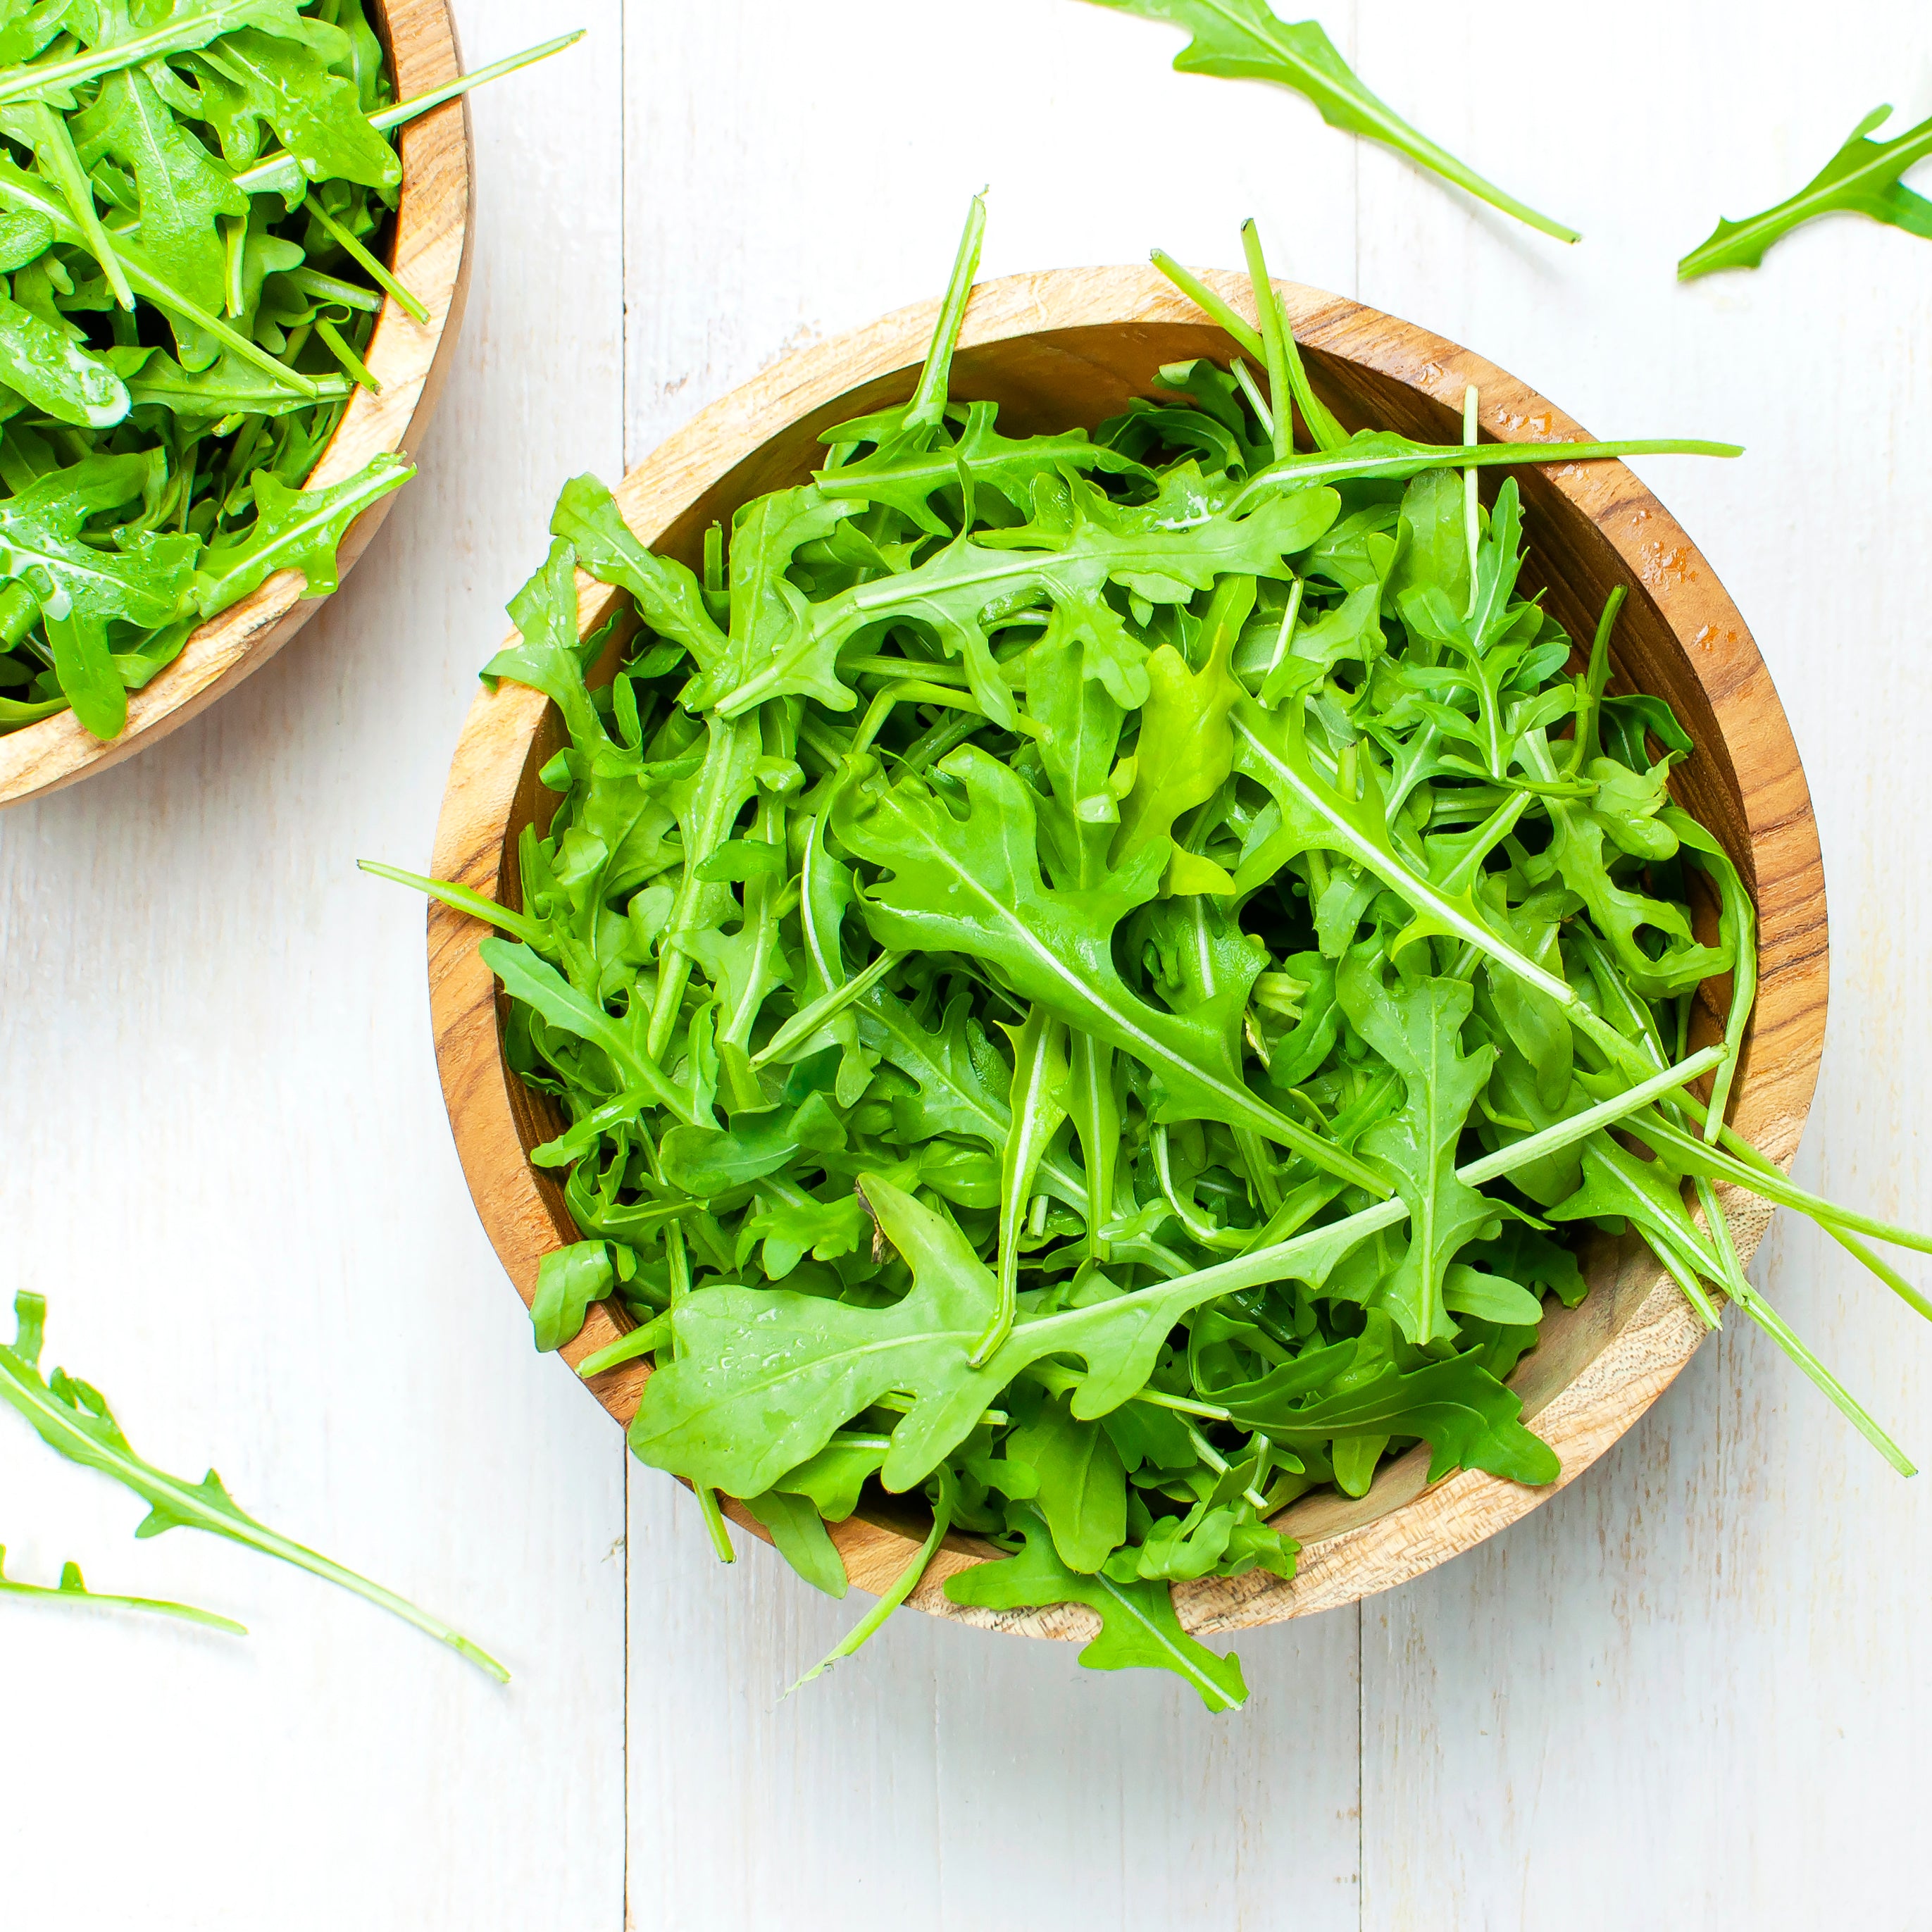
left=1349, top=2, right=1932, bottom=1924
left=626, top=1481, right=1361, bottom=1932
left=621, top=3, right=1367, bottom=1922
left=621, top=0, right=1364, bottom=461
left=0, top=6, right=629, bottom=1926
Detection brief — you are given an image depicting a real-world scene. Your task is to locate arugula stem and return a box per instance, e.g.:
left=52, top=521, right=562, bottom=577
left=1182, top=1423, right=1272, bottom=1513
left=1633, top=1109, right=1932, bottom=1258
left=697, top=1485, right=737, bottom=1564
left=304, top=192, right=431, bottom=325
left=232, top=32, right=590, bottom=200
left=1150, top=249, right=1263, bottom=359
left=1239, top=219, right=1346, bottom=452
left=315, top=316, right=380, bottom=394
left=751, top=947, right=904, bottom=1071
left=787, top=1473, right=953, bottom=1693
left=1462, top=383, right=1481, bottom=613
left=356, top=861, right=547, bottom=947
left=1257, top=575, right=1303, bottom=706
left=1230, top=357, right=1273, bottom=439
left=23, top=101, right=134, bottom=311
left=1693, top=1176, right=1914, bottom=1475
left=902, top=193, right=987, bottom=444
left=1152, top=1126, right=1247, bottom=1252
left=1241, top=221, right=1296, bottom=466
left=1228, top=437, right=1743, bottom=516
left=0, top=1547, right=247, bottom=1633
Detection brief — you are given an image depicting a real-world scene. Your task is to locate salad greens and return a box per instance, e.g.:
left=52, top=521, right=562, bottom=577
left=0, top=7, right=578, bottom=742
left=1078, top=0, right=1578, bottom=242
left=380, top=204, right=1930, bottom=1709
left=1680, top=104, right=1932, bottom=280
left=0, top=1290, right=506, bottom=1677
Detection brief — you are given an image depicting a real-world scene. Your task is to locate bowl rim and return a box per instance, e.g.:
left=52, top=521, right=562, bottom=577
left=426, top=265, right=1829, bottom=1637
left=0, top=0, right=476, bottom=811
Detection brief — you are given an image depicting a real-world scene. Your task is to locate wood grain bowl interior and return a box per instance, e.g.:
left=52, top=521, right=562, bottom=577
left=429, top=268, right=1828, bottom=1640
left=0, top=0, right=475, bottom=810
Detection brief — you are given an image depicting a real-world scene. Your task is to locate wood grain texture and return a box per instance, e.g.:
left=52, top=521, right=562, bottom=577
left=0, top=0, right=475, bottom=811
left=430, top=265, right=1826, bottom=1636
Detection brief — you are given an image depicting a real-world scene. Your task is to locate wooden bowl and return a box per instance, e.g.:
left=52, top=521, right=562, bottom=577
left=428, top=269, right=1828, bottom=1641
left=0, top=0, right=474, bottom=810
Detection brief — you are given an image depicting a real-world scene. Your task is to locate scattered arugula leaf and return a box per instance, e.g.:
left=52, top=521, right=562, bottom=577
left=0, top=1291, right=507, bottom=1679
left=1079, top=0, right=1578, bottom=242
left=0, top=1543, right=246, bottom=1633
left=1680, top=105, right=1932, bottom=280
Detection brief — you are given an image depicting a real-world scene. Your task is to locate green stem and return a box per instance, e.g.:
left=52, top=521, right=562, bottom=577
left=356, top=859, right=547, bottom=947
left=787, top=1474, right=954, bottom=1694
left=1462, top=382, right=1481, bottom=613
left=901, top=193, right=987, bottom=443
left=0, top=1548, right=246, bottom=1634
left=232, top=32, right=590, bottom=199
left=1150, top=249, right=1263, bottom=359
left=305, top=192, right=430, bottom=325
left=1241, top=221, right=1295, bottom=466
left=23, top=102, right=133, bottom=310
left=1694, top=1175, right=1914, bottom=1476
left=750, top=947, right=904, bottom=1070
left=315, top=316, right=379, bottom=393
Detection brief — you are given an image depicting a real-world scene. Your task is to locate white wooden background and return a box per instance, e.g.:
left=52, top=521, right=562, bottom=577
left=4, top=2, right=1930, bottom=1925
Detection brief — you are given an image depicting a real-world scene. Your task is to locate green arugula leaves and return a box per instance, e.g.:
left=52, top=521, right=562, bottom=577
left=0, top=9, right=575, bottom=741
left=380, top=208, right=1931, bottom=1710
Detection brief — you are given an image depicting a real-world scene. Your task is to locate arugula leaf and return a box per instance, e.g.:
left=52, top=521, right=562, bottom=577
left=0, top=289, right=127, bottom=423
left=0, top=1543, right=246, bottom=1633
left=1080, top=0, right=1578, bottom=242
left=532, top=1240, right=614, bottom=1354
left=0, top=0, right=313, bottom=110
left=1004, top=1392, right=1127, bottom=1571
left=699, top=480, right=1341, bottom=720
left=741, top=1489, right=849, bottom=1598
left=1335, top=952, right=1499, bottom=1345
left=194, top=451, right=413, bottom=613
left=1681, top=106, right=1932, bottom=280
left=0, top=1293, right=506, bottom=1678
left=945, top=1509, right=1247, bottom=1712
left=73, top=65, right=248, bottom=313
left=197, top=25, right=401, bottom=190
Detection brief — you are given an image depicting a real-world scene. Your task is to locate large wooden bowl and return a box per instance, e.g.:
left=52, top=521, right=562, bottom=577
left=428, top=270, right=1828, bottom=1642
left=0, top=0, right=473, bottom=809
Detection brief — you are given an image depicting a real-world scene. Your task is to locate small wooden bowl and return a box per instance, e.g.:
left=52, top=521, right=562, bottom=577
left=0, top=0, right=474, bottom=810
left=428, top=270, right=1828, bottom=1640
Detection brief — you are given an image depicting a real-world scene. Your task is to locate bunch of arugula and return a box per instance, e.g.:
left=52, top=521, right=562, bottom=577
left=0, top=4, right=576, bottom=742
left=379, top=205, right=1932, bottom=1710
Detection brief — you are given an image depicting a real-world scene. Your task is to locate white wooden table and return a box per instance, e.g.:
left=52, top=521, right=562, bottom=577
left=5, top=3, right=1929, bottom=1924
